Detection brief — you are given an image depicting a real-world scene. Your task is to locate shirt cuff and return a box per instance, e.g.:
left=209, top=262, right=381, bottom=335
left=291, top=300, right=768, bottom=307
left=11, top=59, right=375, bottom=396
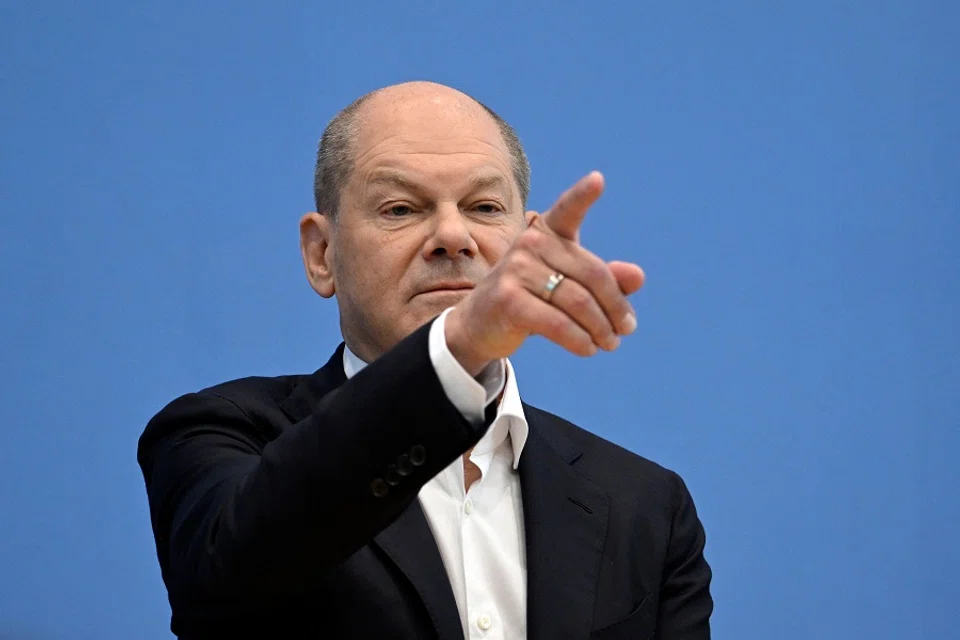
left=428, top=307, right=506, bottom=424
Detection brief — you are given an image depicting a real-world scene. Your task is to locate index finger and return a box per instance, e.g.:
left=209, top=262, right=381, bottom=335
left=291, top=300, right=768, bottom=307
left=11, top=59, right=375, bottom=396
left=541, top=171, right=605, bottom=242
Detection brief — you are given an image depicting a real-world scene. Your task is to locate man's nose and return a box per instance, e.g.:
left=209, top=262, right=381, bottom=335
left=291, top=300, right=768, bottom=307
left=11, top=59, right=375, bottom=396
left=423, top=203, right=478, bottom=259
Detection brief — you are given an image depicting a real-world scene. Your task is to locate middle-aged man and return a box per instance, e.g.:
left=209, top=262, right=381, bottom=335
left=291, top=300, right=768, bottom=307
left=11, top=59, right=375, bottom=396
left=138, top=81, right=713, bottom=639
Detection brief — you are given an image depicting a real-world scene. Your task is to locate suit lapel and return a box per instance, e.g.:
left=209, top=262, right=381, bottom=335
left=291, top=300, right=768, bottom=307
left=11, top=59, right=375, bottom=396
left=521, top=406, right=610, bottom=640
left=373, top=502, right=465, bottom=640
left=279, top=344, right=463, bottom=640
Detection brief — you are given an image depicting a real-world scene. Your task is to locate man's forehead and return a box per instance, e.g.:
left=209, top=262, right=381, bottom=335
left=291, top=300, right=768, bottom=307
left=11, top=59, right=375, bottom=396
left=343, top=84, right=518, bottom=199
left=353, top=91, right=507, bottom=156
left=351, top=122, right=513, bottom=188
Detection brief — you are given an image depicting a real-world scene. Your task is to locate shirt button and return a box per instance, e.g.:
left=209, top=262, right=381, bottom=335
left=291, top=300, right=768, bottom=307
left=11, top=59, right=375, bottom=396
left=476, top=613, right=492, bottom=631
left=464, top=499, right=473, bottom=515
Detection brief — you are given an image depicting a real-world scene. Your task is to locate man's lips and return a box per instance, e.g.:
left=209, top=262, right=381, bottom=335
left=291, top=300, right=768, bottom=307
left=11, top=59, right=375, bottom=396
left=417, top=282, right=475, bottom=295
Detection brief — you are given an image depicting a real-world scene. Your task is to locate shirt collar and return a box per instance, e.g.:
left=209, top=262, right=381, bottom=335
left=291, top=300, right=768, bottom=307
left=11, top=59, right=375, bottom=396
left=341, top=344, right=529, bottom=469
left=342, top=343, right=366, bottom=380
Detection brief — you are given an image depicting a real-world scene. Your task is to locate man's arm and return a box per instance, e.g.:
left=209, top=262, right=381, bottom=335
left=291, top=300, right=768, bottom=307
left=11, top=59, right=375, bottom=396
left=655, top=473, right=714, bottom=638
left=137, top=321, right=490, bottom=618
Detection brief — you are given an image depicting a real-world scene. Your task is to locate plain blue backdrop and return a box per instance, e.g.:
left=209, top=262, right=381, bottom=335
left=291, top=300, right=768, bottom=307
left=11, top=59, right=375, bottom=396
left=1, top=2, right=957, bottom=638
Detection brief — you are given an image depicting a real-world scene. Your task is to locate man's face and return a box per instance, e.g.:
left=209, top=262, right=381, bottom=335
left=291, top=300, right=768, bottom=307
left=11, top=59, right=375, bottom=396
left=302, top=88, right=525, bottom=362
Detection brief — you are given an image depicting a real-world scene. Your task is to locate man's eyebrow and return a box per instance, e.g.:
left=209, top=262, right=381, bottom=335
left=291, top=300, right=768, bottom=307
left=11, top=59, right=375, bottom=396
left=467, top=173, right=510, bottom=193
left=366, top=170, right=424, bottom=192
left=365, top=169, right=511, bottom=200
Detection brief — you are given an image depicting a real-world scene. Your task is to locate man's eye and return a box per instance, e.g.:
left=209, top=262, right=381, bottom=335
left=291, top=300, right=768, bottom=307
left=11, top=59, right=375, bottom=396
left=475, top=203, right=501, bottom=214
left=386, top=205, right=412, bottom=216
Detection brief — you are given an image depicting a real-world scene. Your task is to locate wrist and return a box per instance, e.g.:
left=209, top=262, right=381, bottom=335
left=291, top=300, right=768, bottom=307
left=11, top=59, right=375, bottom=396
left=444, top=306, right=491, bottom=377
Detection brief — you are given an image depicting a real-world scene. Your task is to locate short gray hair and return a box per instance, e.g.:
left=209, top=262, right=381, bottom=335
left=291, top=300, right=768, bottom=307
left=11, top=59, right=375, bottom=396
left=313, top=91, right=531, bottom=218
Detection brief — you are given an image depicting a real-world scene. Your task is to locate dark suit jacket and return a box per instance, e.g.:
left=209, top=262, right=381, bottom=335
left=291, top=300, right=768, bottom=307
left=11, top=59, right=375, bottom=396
left=138, top=321, right=712, bottom=639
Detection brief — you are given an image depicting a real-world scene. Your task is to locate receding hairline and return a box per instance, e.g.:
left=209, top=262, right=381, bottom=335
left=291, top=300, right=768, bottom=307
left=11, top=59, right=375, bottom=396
left=313, top=83, right=531, bottom=217
left=346, top=87, right=513, bottom=163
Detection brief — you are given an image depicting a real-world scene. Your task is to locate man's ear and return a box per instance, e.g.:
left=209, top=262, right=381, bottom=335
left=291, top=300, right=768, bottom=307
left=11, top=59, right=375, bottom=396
left=525, top=210, right=539, bottom=227
left=300, top=212, right=336, bottom=298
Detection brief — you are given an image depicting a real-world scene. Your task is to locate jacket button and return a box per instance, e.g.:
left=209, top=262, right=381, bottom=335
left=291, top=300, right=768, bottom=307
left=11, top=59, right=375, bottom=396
left=409, top=445, right=427, bottom=466
left=395, top=454, right=413, bottom=476
left=385, top=464, right=401, bottom=486
left=371, top=478, right=389, bottom=498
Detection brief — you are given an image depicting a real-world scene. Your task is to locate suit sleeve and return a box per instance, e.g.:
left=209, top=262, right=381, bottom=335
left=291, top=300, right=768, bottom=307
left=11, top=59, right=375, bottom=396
left=137, top=321, right=491, bottom=618
left=656, top=473, right=714, bottom=639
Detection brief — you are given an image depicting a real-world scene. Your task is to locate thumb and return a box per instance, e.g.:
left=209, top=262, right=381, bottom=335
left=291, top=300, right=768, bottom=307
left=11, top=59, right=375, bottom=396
left=608, top=260, right=645, bottom=295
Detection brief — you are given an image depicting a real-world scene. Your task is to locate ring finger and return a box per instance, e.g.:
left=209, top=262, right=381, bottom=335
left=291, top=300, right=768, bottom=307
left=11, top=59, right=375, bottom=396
left=523, top=266, right=619, bottom=351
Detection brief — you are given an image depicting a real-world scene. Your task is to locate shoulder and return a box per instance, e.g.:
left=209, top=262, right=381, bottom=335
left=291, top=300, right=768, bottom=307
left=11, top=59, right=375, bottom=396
left=155, top=373, right=308, bottom=419
left=138, top=373, right=309, bottom=456
left=526, top=405, right=692, bottom=508
left=198, top=374, right=307, bottom=408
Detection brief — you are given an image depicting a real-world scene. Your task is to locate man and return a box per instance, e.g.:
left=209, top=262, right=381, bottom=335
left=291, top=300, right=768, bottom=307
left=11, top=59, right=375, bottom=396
left=138, top=81, right=712, bottom=639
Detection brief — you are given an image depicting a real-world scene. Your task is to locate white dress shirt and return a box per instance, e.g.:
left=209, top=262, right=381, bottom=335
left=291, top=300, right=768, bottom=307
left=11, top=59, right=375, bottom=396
left=342, top=308, right=529, bottom=640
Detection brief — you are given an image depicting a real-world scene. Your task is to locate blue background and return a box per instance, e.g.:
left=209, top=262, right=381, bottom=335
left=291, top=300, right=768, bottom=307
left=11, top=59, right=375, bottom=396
left=2, top=2, right=957, bottom=638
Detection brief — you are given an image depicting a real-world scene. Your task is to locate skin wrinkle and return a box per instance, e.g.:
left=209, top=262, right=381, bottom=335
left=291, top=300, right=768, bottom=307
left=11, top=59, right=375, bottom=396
left=354, top=136, right=508, bottom=160
left=351, top=122, right=512, bottom=176
left=353, top=153, right=514, bottom=192
left=300, top=83, right=526, bottom=365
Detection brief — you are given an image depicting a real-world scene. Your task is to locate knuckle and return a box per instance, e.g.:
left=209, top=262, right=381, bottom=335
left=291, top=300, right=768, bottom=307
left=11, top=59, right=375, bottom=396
left=514, top=231, right=534, bottom=251
left=495, top=278, right=521, bottom=307
left=546, top=315, right=568, bottom=338
left=583, top=260, right=609, bottom=286
left=516, top=228, right=545, bottom=253
left=502, top=300, right=525, bottom=332
left=507, top=249, right=531, bottom=272
left=568, top=289, right=593, bottom=313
